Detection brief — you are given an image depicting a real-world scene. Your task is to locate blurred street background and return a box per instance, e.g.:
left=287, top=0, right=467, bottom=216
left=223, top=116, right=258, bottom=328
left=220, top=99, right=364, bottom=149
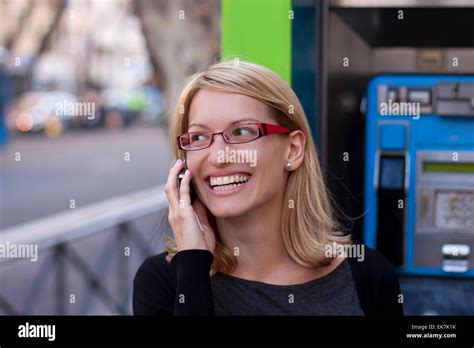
left=0, top=0, right=220, bottom=229
left=0, top=0, right=220, bottom=315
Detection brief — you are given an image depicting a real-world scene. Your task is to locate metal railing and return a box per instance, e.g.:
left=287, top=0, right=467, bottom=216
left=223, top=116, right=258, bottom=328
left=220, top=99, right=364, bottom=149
left=0, top=185, right=169, bottom=315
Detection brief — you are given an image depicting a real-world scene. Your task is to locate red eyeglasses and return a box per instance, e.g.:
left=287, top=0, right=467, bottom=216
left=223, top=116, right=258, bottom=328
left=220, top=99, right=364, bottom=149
left=177, top=122, right=293, bottom=151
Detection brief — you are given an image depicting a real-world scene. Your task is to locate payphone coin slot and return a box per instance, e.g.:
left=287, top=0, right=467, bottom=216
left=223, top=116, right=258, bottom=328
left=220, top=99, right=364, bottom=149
left=442, top=244, right=470, bottom=273
left=408, top=89, right=431, bottom=105
left=436, top=83, right=474, bottom=116
left=408, top=88, right=433, bottom=114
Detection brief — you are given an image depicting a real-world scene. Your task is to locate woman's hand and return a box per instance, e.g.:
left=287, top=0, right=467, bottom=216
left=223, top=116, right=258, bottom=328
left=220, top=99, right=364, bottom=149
left=165, top=159, right=216, bottom=253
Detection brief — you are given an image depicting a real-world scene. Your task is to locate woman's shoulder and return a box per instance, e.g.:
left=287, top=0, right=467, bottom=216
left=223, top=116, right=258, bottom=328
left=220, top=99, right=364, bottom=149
left=134, top=249, right=214, bottom=290
left=134, top=251, right=175, bottom=287
left=133, top=251, right=176, bottom=315
left=355, top=244, right=394, bottom=268
left=133, top=249, right=215, bottom=315
left=142, top=251, right=173, bottom=269
left=346, top=244, right=398, bottom=282
left=346, top=244, right=404, bottom=315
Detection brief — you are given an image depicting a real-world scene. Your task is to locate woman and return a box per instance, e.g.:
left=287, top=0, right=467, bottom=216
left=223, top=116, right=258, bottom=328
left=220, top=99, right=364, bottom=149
left=133, top=60, right=403, bottom=316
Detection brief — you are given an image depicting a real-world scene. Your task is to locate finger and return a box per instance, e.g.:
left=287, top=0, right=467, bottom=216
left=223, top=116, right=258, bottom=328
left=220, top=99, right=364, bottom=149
left=165, top=158, right=184, bottom=211
left=178, top=168, right=192, bottom=208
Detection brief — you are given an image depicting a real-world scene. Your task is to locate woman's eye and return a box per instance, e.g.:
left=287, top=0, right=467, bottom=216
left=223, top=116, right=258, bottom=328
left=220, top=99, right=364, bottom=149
left=233, top=127, right=252, bottom=136
left=191, top=133, right=206, bottom=141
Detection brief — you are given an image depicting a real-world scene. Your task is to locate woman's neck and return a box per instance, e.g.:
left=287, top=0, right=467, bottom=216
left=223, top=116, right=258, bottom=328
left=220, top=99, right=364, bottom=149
left=215, top=193, right=296, bottom=281
left=214, top=194, right=345, bottom=285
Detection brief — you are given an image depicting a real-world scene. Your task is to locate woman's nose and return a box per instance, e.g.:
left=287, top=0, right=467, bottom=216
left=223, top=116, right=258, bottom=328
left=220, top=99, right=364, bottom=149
left=208, top=133, right=229, bottom=164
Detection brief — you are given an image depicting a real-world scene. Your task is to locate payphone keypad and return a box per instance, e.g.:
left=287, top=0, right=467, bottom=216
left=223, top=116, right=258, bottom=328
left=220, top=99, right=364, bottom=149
left=436, top=191, right=474, bottom=228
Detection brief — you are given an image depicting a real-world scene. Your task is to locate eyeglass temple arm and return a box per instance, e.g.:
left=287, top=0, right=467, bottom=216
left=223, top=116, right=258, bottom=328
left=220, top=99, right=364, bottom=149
left=262, top=123, right=292, bottom=135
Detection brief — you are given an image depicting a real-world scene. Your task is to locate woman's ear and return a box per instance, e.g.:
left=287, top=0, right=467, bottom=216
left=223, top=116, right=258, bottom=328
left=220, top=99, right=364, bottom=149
left=285, top=130, right=306, bottom=170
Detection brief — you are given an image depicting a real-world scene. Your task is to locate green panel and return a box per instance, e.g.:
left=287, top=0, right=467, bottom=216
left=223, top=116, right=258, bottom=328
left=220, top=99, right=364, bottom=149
left=423, top=162, right=474, bottom=174
left=222, top=0, right=292, bottom=84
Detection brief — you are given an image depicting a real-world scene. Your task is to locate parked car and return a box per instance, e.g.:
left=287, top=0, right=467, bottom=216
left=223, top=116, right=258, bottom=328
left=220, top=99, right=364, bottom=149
left=6, top=91, right=78, bottom=135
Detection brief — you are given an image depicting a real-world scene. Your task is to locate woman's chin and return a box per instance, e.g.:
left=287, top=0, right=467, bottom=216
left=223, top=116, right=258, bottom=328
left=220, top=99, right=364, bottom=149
left=208, top=204, right=251, bottom=218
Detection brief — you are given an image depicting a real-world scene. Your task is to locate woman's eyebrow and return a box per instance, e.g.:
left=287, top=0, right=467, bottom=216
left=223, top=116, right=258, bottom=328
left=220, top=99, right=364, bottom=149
left=188, top=117, right=260, bottom=130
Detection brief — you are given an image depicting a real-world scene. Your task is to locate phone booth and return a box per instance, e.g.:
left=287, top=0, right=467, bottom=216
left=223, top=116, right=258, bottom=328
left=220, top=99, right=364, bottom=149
left=364, top=75, right=474, bottom=277
left=222, top=0, right=474, bottom=311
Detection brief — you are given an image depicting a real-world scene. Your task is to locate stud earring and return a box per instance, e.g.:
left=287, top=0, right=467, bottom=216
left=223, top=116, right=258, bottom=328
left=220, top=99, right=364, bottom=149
left=285, top=162, right=293, bottom=171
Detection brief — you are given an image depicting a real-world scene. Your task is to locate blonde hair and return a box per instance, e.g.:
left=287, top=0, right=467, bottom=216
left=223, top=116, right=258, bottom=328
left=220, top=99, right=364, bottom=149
left=166, top=60, right=352, bottom=274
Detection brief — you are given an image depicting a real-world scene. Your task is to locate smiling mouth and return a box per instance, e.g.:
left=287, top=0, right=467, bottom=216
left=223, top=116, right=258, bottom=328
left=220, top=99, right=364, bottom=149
left=206, top=174, right=251, bottom=191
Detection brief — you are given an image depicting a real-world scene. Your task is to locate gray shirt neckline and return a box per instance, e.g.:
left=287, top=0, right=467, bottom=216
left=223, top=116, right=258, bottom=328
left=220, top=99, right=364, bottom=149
left=210, top=257, right=364, bottom=315
left=213, top=257, right=349, bottom=290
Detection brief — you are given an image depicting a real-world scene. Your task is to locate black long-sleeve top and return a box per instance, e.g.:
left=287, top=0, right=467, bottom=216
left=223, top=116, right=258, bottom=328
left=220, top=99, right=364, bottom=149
left=133, top=245, right=404, bottom=316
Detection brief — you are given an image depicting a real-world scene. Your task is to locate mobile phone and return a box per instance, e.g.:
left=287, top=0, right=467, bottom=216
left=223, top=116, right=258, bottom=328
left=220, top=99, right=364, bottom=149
left=177, top=158, right=197, bottom=204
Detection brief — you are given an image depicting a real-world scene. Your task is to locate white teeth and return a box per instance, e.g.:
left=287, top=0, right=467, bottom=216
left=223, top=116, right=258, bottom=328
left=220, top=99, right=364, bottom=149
left=213, top=182, right=245, bottom=191
left=209, top=175, right=249, bottom=187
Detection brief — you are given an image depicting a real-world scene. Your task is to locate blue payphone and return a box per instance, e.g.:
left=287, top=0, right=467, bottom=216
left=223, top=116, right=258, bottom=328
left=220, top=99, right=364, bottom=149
left=364, top=75, right=474, bottom=277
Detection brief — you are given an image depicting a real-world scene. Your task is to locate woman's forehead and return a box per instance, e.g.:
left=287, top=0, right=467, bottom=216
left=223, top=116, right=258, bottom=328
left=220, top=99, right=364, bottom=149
left=188, top=89, right=274, bottom=129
